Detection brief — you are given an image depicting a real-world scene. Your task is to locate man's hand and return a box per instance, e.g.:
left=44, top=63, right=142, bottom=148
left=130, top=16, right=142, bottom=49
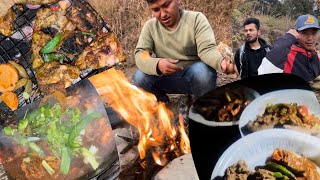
left=287, top=29, right=299, bottom=40
left=221, top=57, right=238, bottom=75
left=157, top=59, right=183, bottom=75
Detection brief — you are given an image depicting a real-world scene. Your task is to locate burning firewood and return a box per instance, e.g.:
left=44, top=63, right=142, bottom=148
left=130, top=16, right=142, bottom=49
left=89, top=68, right=191, bottom=178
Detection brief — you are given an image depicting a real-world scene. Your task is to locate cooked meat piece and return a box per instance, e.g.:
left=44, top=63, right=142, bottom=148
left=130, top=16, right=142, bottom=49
left=75, top=32, right=126, bottom=70
left=59, top=31, right=91, bottom=57
left=34, top=8, right=68, bottom=31
left=36, top=61, right=80, bottom=94
left=31, top=30, right=52, bottom=69
left=271, top=148, right=320, bottom=179
left=15, top=0, right=59, bottom=4
left=248, top=169, right=275, bottom=180
left=66, top=0, right=105, bottom=33
left=21, top=155, right=59, bottom=180
left=0, top=8, right=16, bottom=36
left=224, top=160, right=252, bottom=180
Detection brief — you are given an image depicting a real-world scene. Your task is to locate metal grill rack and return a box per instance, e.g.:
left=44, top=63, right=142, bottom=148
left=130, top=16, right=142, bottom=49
left=0, top=1, right=112, bottom=114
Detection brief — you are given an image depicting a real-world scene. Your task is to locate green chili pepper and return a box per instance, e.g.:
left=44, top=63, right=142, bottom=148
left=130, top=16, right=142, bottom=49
left=273, top=172, right=283, bottom=178
left=41, top=53, right=65, bottom=63
left=40, top=32, right=62, bottom=54
left=23, top=79, right=33, bottom=100
left=68, top=111, right=101, bottom=148
left=266, top=162, right=296, bottom=180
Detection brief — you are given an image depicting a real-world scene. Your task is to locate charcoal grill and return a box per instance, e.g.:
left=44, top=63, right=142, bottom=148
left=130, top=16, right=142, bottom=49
left=0, top=1, right=112, bottom=118
left=0, top=1, right=121, bottom=179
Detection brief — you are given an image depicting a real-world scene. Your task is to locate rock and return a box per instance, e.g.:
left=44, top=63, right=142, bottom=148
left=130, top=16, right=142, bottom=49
left=154, top=153, right=199, bottom=180
left=112, top=123, right=140, bottom=170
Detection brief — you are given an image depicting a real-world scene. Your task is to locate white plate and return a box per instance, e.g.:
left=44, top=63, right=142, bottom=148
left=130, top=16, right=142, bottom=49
left=211, top=128, right=320, bottom=179
left=189, top=85, right=260, bottom=127
left=238, top=89, right=320, bottom=137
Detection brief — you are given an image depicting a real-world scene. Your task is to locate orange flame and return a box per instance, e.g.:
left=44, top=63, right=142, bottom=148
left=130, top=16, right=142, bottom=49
left=89, top=68, right=191, bottom=165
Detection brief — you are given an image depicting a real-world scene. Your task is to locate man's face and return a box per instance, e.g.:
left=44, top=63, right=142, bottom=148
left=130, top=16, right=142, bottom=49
left=298, top=28, right=319, bottom=51
left=149, top=0, right=181, bottom=30
left=244, top=23, right=260, bottom=43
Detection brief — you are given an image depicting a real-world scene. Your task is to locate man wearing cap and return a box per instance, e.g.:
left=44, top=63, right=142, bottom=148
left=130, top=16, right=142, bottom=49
left=258, top=14, right=320, bottom=82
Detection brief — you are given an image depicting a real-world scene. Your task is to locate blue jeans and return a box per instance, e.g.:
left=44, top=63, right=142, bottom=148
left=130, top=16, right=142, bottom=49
left=132, top=62, right=217, bottom=102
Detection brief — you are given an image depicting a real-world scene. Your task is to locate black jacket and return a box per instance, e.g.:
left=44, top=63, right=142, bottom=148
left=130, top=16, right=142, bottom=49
left=259, top=33, right=320, bottom=82
left=234, top=38, right=270, bottom=79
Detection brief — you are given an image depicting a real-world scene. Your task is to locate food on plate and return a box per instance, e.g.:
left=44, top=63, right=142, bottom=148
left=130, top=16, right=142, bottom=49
left=245, top=103, right=320, bottom=134
left=0, top=101, right=112, bottom=179
left=0, top=91, right=18, bottom=110
left=224, top=148, right=320, bottom=180
left=0, top=63, right=19, bottom=93
left=0, top=8, right=16, bottom=36
left=192, top=86, right=254, bottom=122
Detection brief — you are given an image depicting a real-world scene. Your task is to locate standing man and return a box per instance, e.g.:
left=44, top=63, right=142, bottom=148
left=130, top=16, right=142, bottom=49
left=258, top=14, right=320, bottom=83
left=133, top=0, right=236, bottom=103
left=234, top=18, right=271, bottom=79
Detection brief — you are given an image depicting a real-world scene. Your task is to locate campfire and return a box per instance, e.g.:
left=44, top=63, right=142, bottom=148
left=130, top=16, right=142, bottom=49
left=89, top=68, right=190, bottom=177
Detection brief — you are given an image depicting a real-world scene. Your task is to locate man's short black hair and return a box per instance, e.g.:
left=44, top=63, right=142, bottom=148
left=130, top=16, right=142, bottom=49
left=243, top=18, right=260, bottom=30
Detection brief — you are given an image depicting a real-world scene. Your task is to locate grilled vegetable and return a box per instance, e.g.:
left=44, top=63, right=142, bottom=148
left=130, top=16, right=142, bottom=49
left=23, top=79, right=33, bottom=100
left=273, top=172, right=284, bottom=178
left=8, top=60, right=29, bottom=78
left=266, top=162, right=296, bottom=180
left=40, top=32, right=62, bottom=54
left=0, top=63, right=19, bottom=92
left=0, top=91, right=18, bottom=110
left=14, top=78, right=29, bottom=91
left=41, top=53, right=65, bottom=63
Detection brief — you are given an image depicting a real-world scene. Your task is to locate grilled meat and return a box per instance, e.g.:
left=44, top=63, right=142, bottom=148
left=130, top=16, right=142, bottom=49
left=34, top=8, right=68, bottom=31
left=272, top=148, right=320, bottom=179
left=66, top=0, right=105, bottom=33
left=31, top=31, right=52, bottom=69
left=15, top=0, right=59, bottom=4
left=76, top=32, right=126, bottom=70
left=58, top=30, right=92, bottom=58
left=36, top=61, right=80, bottom=94
left=0, top=8, right=16, bottom=36
left=224, top=160, right=251, bottom=180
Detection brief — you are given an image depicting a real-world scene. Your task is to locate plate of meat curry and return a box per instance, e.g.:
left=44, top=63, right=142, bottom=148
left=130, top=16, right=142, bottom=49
left=211, top=129, right=320, bottom=180
left=238, top=89, right=320, bottom=137
left=189, top=83, right=260, bottom=127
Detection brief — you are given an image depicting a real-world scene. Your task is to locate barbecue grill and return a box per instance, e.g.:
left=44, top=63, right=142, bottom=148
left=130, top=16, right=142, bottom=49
left=0, top=1, right=121, bottom=179
left=0, top=1, right=112, bottom=119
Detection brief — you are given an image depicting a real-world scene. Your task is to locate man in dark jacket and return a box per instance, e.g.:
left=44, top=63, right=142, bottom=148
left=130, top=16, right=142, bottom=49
left=234, top=18, right=271, bottom=79
left=258, top=14, right=320, bottom=82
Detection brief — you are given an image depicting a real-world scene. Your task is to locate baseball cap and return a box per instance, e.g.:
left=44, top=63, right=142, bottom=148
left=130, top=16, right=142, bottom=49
left=295, top=14, right=320, bottom=31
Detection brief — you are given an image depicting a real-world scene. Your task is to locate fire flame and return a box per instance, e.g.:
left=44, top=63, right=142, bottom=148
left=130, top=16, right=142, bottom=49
left=89, top=68, right=190, bottom=166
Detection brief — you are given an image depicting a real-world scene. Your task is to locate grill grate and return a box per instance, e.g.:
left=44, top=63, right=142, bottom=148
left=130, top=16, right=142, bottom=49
left=0, top=1, right=112, bottom=111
